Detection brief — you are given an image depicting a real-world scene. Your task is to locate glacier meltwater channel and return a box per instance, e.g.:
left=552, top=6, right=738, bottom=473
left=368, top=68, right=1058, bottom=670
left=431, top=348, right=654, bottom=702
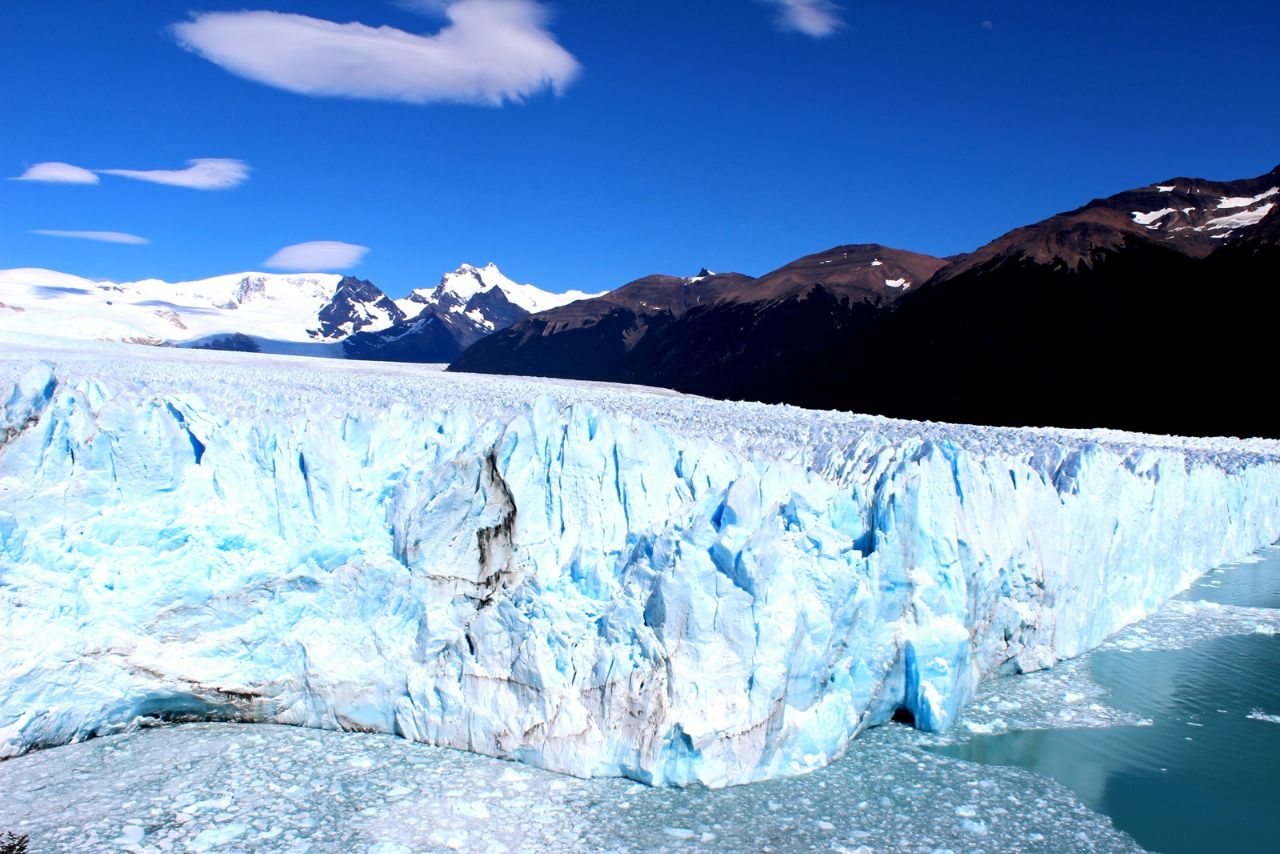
left=2, top=341, right=1280, bottom=788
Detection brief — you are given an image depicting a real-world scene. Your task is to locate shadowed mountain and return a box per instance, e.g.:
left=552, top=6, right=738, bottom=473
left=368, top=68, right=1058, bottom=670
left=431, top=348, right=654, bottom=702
left=787, top=165, right=1280, bottom=437
left=453, top=164, right=1280, bottom=437
left=450, top=245, right=945, bottom=395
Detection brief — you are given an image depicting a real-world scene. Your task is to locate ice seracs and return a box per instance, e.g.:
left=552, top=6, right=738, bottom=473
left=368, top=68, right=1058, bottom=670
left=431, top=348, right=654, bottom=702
left=3, top=340, right=1280, bottom=788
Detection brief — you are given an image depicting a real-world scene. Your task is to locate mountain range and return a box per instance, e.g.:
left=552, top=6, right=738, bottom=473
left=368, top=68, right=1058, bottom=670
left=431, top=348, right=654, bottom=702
left=0, top=262, right=597, bottom=361
left=4, top=162, right=1276, bottom=436
left=452, top=163, right=1280, bottom=438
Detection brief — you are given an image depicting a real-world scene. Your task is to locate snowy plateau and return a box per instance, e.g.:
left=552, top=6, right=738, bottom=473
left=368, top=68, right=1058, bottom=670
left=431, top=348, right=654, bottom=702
left=2, top=335, right=1280, bottom=788
left=0, top=263, right=594, bottom=358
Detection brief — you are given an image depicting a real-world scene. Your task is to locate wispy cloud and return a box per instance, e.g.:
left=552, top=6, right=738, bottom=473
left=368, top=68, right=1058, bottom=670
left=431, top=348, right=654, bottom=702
left=393, top=0, right=452, bottom=13
left=264, top=241, right=370, bottom=271
left=31, top=230, right=149, bottom=245
left=11, top=158, right=248, bottom=190
left=98, top=158, right=249, bottom=190
left=171, top=2, right=581, bottom=106
left=12, top=162, right=100, bottom=185
left=763, top=0, right=843, bottom=38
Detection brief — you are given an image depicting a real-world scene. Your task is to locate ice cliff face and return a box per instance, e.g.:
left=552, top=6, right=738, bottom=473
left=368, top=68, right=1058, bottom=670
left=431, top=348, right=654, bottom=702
left=3, top=344, right=1280, bottom=787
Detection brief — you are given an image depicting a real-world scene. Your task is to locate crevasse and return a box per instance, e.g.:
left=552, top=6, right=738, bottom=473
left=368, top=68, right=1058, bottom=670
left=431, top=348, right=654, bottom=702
left=2, top=359, right=1279, bottom=787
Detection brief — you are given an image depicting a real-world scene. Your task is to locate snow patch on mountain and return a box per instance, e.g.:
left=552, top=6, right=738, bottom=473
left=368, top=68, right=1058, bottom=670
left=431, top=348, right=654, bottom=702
left=1205, top=203, right=1275, bottom=234
left=1216, top=187, right=1278, bottom=210
left=1132, top=208, right=1177, bottom=226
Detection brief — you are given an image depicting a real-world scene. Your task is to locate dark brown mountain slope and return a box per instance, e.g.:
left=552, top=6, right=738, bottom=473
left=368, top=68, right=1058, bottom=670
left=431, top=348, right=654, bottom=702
left=449, top=245, right=943, bottom=393
left=792, top=165, right=1280, bottom=436
left=452, top=163, right=1280, bottom=437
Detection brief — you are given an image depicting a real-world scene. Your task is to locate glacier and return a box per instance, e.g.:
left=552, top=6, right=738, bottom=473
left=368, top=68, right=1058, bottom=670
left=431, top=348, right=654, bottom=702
left=2, top=335, right=1280, bottom=788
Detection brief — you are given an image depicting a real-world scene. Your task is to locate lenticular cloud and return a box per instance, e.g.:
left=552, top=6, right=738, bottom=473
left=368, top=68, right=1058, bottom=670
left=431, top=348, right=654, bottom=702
left=12, top=162, right=100, bottom=185
left=171, top=2, right=581, bottom=106
left=264, top=241, right=370, bottom=271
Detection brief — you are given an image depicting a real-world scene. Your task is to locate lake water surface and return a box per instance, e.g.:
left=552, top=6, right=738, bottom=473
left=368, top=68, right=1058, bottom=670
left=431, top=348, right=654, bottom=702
left=934, top=547, right=1280, bottom=853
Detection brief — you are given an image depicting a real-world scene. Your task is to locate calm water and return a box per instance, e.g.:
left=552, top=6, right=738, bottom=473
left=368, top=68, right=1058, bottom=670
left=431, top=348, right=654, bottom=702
left=935, top=548, right=1280, bottom=853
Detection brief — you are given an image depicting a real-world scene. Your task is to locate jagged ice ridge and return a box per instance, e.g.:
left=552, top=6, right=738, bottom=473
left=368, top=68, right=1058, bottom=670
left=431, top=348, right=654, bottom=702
left=2, top=339, right=1280, bottom=787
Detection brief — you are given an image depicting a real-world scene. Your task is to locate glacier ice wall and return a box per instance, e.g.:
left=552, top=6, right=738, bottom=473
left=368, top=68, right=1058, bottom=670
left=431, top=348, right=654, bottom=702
left=3, top=353, right=1280, bottom=787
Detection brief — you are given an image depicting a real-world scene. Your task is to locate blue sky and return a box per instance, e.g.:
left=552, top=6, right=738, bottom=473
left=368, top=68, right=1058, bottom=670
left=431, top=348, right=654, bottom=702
left=2, top=1, right=1277, bottom=297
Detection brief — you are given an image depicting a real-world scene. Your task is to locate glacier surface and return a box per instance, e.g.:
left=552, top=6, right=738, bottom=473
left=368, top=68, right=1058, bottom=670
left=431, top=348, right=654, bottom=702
left=2, top=335, right=1280, bottom=787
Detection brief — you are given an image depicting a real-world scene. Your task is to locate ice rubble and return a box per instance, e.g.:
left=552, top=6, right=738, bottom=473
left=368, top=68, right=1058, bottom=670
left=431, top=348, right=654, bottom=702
left=2, top=340, right=1280, bottom=787
left=0, top=722, right=1142, bottom=854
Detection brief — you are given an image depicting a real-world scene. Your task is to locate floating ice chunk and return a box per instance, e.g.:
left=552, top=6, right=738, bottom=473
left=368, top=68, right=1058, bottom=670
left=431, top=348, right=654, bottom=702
left=367, top=844, right=413, bottom=854
left=115, top=825, right=145, bottom=845
left=189, top=823, right=247, bottom=851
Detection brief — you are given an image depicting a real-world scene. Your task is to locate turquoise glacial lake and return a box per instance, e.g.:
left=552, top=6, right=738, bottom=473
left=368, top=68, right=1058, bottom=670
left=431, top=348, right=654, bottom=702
left=934, top=547, right=1280, bottom=853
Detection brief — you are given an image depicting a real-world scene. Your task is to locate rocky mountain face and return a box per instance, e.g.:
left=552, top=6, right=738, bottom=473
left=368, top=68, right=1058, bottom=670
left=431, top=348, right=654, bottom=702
left=311, top=276, right=406, bottom=340
left=453, top=164, right=1280, bottom=438
left=813, top=165, right=1280, bottom=438
left=450, top=245, right=946, bottom=394
left=343, top=263, right=597, bottom=363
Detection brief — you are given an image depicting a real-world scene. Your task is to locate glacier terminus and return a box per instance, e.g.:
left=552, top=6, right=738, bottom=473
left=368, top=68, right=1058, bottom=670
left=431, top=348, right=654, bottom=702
left=2, top=336, right=1280, bottom=788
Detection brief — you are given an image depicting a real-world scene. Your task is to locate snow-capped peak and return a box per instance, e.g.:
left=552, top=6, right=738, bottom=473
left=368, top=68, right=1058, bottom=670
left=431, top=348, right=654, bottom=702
left=398, top=263, right=601, bottom=320
left=438, top=262, right=513, bottom=305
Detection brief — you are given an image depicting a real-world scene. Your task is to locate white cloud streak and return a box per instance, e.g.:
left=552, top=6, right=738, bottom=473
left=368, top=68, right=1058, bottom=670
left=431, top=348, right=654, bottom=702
left=12, top=162, right=100, bottom=184
left=171, top=2, right=581, bottom=106
left=31, top=230, right=149, bottom=245
left=98, top=158, right=249, bottom=190
left=264, top=241, right=370, bottom=271
left=11, top=158, right=248, bottom=190
left=763, top=0, right=844, bottom=38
